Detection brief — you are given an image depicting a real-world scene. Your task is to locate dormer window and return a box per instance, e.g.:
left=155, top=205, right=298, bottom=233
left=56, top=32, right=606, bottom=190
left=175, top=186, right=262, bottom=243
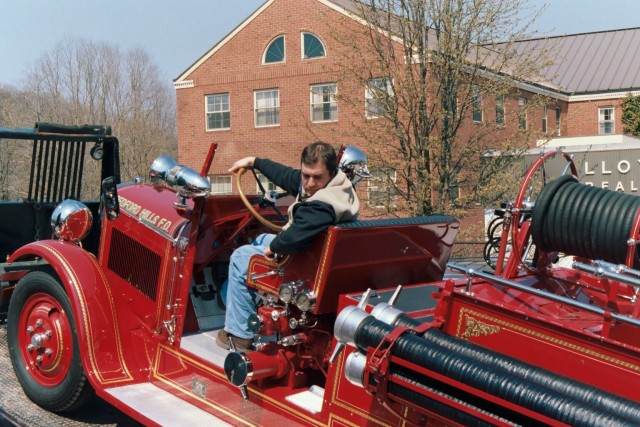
left=302, top=33, right=325, bottom=59
left=264, top=35, right=285, bottom=64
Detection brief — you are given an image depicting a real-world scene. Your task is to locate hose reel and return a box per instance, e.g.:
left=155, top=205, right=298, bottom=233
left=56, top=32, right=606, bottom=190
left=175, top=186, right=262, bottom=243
left=531, top=175, right=640, bottom=268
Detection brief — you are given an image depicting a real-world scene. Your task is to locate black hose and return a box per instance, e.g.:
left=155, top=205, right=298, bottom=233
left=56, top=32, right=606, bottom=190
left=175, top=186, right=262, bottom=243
left=392, top=314, right=640, bottom=423
left=354, top=316, right=640, bottom=427
left=531, top=176, right=640, bottom=267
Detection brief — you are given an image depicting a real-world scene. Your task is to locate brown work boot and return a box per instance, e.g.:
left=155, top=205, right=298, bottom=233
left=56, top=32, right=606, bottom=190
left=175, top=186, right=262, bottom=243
left=216, top=329, right=253, bottom=351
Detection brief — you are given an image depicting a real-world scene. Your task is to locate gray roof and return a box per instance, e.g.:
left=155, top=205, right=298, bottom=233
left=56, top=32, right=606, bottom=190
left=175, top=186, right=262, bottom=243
left=512, top=28, right=640, bottom=95
left=330, top=1, right=640, bottom=96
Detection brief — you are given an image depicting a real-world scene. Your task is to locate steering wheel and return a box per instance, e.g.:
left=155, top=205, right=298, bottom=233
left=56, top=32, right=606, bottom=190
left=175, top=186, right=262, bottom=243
left=236, top=167, right=288, bottom=231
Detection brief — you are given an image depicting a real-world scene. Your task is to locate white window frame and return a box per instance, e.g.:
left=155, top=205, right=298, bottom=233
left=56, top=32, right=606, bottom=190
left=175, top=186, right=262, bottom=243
left=256, top=173, right=285, bottom=194
left=542, top=104, right=548, bottom=133
left=254, top=89, right=280, bottom=128
left=472, top=86, right=483, bottom=123
left=367, top=167, right=397, bottom=208
left=263, top=35, right=285, bottom=64
left=495, top=95, right=505, bottom=126
left=599, top=106, right=615, bottom=135
left=205, top=93, right=230, bottom=131
left=310, top=83, right=338, bottom=123
left=365, top=78, right=393, bottom=119
left=518, top=97, right=527, bottom=130
left=209, top=175, right=232, bottom=194
left=301, top=32, right=326, bottom=60
left=555, top=106, right=562, bottom=136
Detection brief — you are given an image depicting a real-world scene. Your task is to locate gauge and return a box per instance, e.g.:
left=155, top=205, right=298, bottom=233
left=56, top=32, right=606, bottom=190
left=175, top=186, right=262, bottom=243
left=278, top=281, right=300, bottom=303
left=294, top=290, right=316, bottom=312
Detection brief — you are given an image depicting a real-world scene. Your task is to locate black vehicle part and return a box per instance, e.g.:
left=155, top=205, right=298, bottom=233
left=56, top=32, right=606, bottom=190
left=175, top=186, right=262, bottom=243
left=353, top=316, right=640, bottom=427
left=387, top=314, right=640, bottom=424
left=531, top=175, right=640, bottom=267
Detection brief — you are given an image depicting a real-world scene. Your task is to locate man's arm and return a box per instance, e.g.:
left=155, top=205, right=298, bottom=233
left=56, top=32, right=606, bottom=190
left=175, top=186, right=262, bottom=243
left=229, top=157, right=300, bottom=196
left=253, top=158, right=300, bottom=195
left=269, top=201, right=336, bottom=255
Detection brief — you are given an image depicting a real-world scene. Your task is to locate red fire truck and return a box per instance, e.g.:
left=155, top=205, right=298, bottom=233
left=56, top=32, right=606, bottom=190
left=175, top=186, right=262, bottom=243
left=1, top=124, right=639, bottom=426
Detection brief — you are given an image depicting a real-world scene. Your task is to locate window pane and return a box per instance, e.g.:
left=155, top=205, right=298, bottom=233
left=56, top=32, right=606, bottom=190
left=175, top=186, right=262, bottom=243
left=518, top=98, right=527, bottom=130
left=366, top=78, right=392, bottom=118
left=255, top=90, right=280, bottom=127
left=367, top=167, right=397, bottom=208
left=495, top=95, right=504, bottom=126
left=257, top=174, right=284, bottom=193
left=209, top=175, right=232, bottom=194
left=264, top=36, right=285, bottom=63
left=472, top=87, right=482, bottom=122
left=206, top=94, right=230, bottom=130
left=311, top=83, right=337, bottom=122
left=303, top=33, right=325, bottom=59
left=598, top=107, right=614, bottom=134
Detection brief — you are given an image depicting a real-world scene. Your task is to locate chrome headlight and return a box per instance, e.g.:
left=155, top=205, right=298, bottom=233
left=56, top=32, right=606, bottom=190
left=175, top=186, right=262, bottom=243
left=51, top=200, right=93, bottom=243
left=338, top=146, right=372, bottom=188
left=149, top=155, right=210, bottom=197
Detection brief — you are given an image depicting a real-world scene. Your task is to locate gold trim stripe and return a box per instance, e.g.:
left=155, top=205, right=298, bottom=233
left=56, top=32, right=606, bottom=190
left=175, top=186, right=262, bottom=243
left=33, top=243, right=133, bottom=384
left=456, top=307, right=640, bottom=373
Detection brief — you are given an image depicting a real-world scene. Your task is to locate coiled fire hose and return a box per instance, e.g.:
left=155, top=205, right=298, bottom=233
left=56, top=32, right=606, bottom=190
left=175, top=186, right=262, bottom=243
left=346, top=314, right=640, bottom=427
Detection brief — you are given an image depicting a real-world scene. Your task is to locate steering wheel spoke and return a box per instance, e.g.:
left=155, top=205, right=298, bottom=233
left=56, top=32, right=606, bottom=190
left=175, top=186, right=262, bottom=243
left=237, top=168, right=287, bottom=231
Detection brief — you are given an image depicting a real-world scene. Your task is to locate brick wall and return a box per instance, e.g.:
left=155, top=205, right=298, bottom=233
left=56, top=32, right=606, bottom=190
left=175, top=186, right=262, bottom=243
left=176, top=0, right=366, bottom=182
left=565, top=98, right=624, bottom=137
left=175, top=0, right=624, bottom=205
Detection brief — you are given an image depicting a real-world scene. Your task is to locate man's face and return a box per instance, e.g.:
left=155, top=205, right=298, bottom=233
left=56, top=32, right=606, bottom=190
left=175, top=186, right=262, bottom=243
left=301, top=160, right=332, bottom=197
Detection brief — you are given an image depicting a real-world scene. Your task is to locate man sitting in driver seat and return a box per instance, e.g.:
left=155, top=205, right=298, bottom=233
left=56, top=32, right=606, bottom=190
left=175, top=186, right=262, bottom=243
left=217, top=141, right=362, bottom=351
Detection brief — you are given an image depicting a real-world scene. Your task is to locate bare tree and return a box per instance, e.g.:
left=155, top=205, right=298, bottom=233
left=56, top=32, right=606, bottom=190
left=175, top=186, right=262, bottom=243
left=21, top=37, right=176, bottom=181
left=0, top=85, right=34, bottom=201
left=328, top=0, right=554, bottom=218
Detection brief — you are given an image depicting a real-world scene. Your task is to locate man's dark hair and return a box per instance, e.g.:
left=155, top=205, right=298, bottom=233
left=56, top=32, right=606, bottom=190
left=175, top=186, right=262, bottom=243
left=301, top=141, right=337, bottom=176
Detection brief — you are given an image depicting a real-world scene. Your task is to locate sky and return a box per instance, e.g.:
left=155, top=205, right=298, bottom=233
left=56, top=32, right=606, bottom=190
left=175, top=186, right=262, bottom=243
left=0, top=0, right=639, bottom=88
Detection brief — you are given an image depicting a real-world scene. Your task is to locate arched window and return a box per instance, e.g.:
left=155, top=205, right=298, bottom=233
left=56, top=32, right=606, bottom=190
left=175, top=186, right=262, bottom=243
left=263, top=35, right=285, bottom=64
left=302, top=33, right=325, bottom=59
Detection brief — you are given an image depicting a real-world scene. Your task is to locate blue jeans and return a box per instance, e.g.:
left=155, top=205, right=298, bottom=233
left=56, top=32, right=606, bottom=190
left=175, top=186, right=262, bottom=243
left=224, top=233, right=276, bottom=339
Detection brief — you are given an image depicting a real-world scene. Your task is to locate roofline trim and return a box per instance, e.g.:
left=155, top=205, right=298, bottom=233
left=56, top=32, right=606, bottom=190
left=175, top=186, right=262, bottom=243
left=174, top=80, right=194, bottom=90
left=512, top=26, right=640, bottom=44
left=515, top=81, right=569, bottom=101
left=173, top=0, right=275, bottom=85
left=568, top=90, right=640, bottom=102
left=317, top=0, right=406, bottom=45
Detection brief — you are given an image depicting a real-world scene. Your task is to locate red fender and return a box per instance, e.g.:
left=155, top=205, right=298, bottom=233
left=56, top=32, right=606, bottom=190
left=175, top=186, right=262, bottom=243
left=7, top=240, right=135, bottom=388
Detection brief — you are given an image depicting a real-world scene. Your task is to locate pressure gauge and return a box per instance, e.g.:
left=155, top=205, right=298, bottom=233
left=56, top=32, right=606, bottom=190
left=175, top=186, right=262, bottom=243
left=278, top=281, right=300, bottom=304
left=294, top=290, right=316, bottom=312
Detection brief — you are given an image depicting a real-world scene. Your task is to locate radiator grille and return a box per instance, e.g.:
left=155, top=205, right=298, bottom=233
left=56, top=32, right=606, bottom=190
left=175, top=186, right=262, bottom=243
left=108, top=227, right=161, bottom=301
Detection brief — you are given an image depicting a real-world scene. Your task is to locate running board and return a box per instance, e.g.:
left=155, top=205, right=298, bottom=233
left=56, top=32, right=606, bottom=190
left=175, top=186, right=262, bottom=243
left=104, top=382, right=231, bottom=426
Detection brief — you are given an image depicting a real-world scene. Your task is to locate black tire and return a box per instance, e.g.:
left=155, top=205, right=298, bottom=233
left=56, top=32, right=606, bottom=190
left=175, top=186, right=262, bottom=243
left=7, top=271, right=94, bottom=412
left=483, top=239, right=499, bottom=270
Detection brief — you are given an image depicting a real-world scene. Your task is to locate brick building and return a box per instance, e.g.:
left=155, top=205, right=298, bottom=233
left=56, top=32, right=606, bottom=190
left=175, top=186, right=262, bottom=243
left=174, top=0, right=640, bottom=201
left=512, top=28, right=640, bottom=147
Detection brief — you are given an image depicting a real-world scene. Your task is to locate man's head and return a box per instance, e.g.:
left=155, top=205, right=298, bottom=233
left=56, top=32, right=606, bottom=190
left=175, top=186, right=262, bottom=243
left=300, top=141, right=337, bottom=197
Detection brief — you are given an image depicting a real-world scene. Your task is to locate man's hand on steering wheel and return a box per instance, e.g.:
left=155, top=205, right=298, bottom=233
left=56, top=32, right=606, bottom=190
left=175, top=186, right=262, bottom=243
left=233, top=163, right=288, bottom=231
left=228, top=156, right=256, bottom=174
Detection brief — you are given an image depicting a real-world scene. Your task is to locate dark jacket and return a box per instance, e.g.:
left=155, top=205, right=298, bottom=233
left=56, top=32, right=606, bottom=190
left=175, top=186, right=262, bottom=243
left=254, top=158, right=359, bottom=254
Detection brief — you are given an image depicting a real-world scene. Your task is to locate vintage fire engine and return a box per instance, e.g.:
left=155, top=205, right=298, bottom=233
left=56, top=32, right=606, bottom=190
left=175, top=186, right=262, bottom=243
left=1, top=124, right=640, bottom=426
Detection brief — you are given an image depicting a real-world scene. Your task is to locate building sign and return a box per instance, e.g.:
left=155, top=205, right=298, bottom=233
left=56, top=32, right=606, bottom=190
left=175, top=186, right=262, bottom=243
left=524, top=148, right=640, bottom=194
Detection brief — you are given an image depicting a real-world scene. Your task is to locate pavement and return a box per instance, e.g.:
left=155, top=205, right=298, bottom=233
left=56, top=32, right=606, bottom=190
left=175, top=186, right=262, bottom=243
left=0, top=321, right=140, bottom=427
